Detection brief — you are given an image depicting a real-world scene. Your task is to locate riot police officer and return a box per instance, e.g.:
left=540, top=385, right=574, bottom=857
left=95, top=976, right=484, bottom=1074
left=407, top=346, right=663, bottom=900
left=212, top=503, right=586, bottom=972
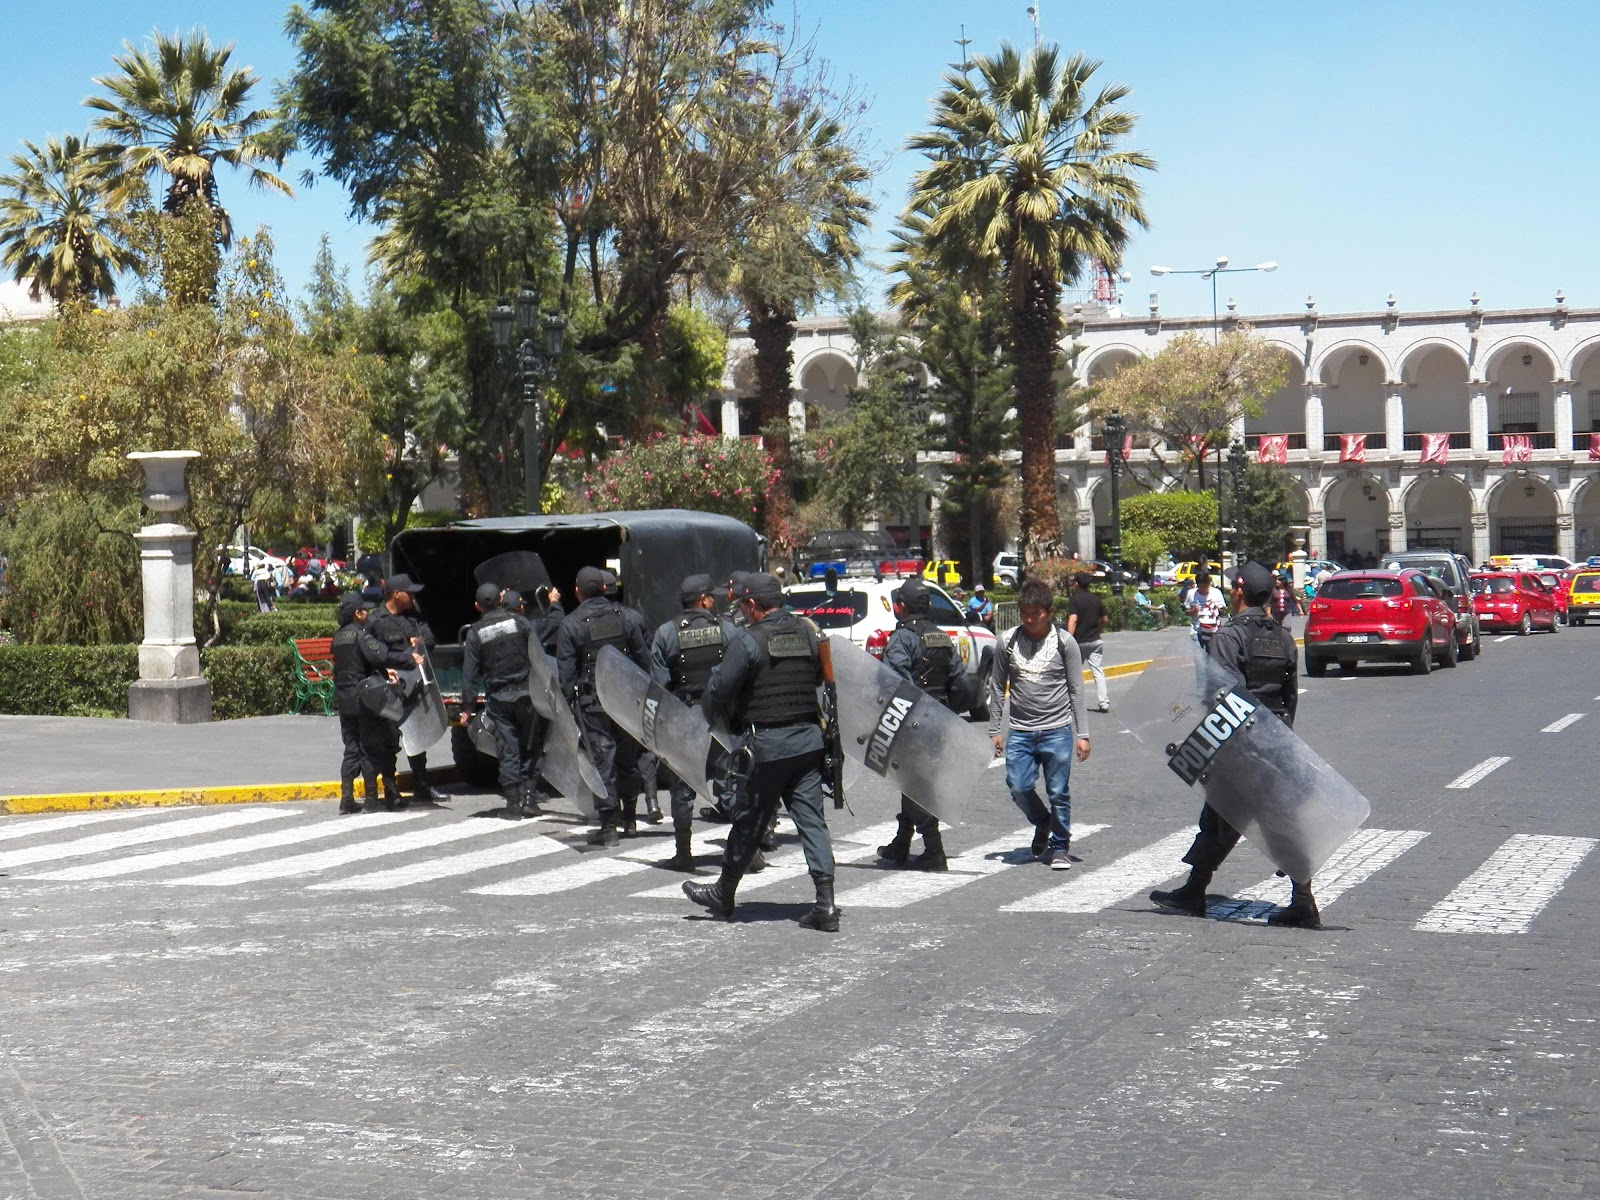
left=331, top=591, right=402, bottom=814
left=368, top=573, right=440, bottom=803
left=606, top=570, right=661, bottom=830
left=1150, top=560, right=1321, bottom=928
left=683, top=572, right=840, bottom=932
left=649, top=574, right=735, bottom=871
left=556, top=565, right=651, bottom=845
left=877, top=578, right=955, bottom=871
left=460, top=582, right=540, bottom=819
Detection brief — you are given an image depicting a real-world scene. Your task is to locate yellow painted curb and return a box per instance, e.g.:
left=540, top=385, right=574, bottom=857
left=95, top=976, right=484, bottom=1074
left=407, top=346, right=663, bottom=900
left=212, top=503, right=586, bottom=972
left=1091, top=637, right=1304, bottom=684
left=0, top=769, right=453, bottom=816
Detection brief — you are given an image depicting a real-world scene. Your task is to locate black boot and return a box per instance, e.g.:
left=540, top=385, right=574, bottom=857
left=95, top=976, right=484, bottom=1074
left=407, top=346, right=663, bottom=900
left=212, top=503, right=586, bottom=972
left=376, top=774, right=401, bottom=812
left=586, top=810, right=621, bottom=847
left=746, top=848, right=768, bottom=873
left=621, top=795, right=639, bottom=835
left=1150, top=867, right=1212, bottom=916
left=338, top=783, right=360, bottom=815
left=683, top=872, right=739, bottom=917
left=519, top=782, right=543, bottom=817
left=699, top=804, right=731, bottom=823
left=664, top=828, right=697, bottom=872
left=1030, top=822, right=1050, bottom=858
left=1267, top=880, right=1323, bottom=928
left=877, top=815, right=914, bottom=867
left=910, top=826, right=948, bottom=872
left=797, top=873, right=840, bottom=932
left=410, top=769, right=436, bottom=805
left=643, top=793, right=664, bottom=825
left=499, top=787, right=525, bottom=820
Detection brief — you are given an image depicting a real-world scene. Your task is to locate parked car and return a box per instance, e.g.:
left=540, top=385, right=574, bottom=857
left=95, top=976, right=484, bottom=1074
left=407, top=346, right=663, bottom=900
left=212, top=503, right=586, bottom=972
left=1537, top=571, right=1570, bottom=624
left=220, top=545, right=287, bottom=576
left=1471, top=572, right=1560, bottom=636
left=784, top=576, right=997, bottom=720
left=992, top=551, right=1022, bottom=588
left=1380, top=550, right=1481, bottom=660
left=1567, top=568, right=1600, bottom=626
left=923, top=559, right=962, bottom=588
left=1304, top=569, right=1458, bottom=676
left=1163, top=560, right=1223, bottom=587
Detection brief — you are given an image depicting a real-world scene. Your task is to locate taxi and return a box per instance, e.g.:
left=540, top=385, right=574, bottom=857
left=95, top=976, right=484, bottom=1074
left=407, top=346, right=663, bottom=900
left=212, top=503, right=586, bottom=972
left=1165, top=560, right=1222, bottom=586
left=922, top=559, right=962, bottom=588
left=1567, top=568, right=1600, bottom=626
left=784, top=575, right=998, bottom=720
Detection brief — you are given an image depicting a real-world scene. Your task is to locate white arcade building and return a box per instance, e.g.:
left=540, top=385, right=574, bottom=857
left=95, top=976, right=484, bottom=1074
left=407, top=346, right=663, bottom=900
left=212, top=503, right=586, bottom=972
left=718, top=295, right=1600, bottom=565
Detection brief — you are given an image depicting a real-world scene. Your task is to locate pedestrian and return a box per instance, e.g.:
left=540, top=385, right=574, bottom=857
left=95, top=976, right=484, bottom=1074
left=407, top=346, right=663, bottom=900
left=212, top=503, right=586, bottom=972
left=683, top=572, right=841, bottom=931
left=1066, top=572, right=1110, bottom=713
left=987, top=578, right=1092, bottom=870
left=331, top=591, right=401, bottom=814
left=556, top=565, right=651, bottom=845
left=1150, top=561, right=1321, bottom=927
left=877, top=578, right=956, bottom=871
left=1184, top=570, right=1226, bottom=649
left=1270, top=573, right=1300, bottom=623
left=460, top=582, right=540, bottom=819
left=966, top=583, right=994, bottom=627
left=368, top=573, right=440, bottom=804
left=253, top=564, right=276, bottom=613
left=649, top=574, right=736, bottom=871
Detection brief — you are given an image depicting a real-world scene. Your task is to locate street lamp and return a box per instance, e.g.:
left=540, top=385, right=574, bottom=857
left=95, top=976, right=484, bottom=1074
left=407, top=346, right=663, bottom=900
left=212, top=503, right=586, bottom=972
left=1148, top=258, right=1278, bottom=343
left=489, top=283, right=568, bottom=515
left=1227, top=437, right=1248, bottom=566
left=1103, top=411, right=1127, bottom=597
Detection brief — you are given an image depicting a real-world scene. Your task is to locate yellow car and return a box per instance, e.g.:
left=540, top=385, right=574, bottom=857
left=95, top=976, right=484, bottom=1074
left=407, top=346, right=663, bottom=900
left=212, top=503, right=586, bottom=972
left=923, top=559, right=962, bottom=588
left=1168, top=560, right=1222, bottom=585
left=1568, top=569, right=1600, bottom=626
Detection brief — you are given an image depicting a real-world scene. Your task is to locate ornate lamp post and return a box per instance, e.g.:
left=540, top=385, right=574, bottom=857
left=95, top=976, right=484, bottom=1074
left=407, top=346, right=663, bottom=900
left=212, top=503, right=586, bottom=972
left=1104, top=411, right=1127, bottom=596
left=1227, top=437, right=1249, bottom=566
left=490, top=284, right=567, bottom=515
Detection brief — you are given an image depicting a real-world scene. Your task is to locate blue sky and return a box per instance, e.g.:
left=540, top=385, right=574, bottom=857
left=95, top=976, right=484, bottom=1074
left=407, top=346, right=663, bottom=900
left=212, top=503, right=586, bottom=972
left=4, top=1, right=1595, bottom=317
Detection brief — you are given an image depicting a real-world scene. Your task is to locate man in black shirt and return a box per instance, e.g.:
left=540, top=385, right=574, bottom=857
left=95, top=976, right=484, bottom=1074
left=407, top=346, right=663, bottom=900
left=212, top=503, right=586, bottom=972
left=460, top=583, right=539, bottom=818
left=1066, top=573, right=1110, bottom=713
left=367, top=573, right=439, bottom=803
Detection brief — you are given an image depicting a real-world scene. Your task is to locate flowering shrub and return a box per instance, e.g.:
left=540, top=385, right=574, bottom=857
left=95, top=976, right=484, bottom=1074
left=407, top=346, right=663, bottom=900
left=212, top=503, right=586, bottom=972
left=581, top=434, right=775, bottom=527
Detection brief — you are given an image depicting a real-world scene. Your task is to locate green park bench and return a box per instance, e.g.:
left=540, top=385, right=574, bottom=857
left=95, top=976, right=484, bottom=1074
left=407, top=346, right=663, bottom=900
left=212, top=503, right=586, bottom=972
left=289, top=636, right=337, bottom=716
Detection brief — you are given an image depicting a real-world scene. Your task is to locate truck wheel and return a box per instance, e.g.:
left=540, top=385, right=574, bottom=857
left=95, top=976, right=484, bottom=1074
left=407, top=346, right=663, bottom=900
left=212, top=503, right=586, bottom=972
left=450, top=725, right=499, bottom=788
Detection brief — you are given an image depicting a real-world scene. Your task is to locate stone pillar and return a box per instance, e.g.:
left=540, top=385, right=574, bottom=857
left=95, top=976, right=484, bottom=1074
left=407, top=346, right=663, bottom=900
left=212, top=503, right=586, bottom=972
left=1558, top=511, right=1577, bottom=562
left=1554, top=380, right=1575, bottom=457
left=788, top=394, right=805, bottom=434
left=1289, top=534, right=1309, bottom=596
left=127, top=452, right=212, bottom=724
left=1385, top=386, right=1406, bottom=456
left=1077, top=507, right=1095, bottom=562
left=1469, top=384, right=1490, bottom=453
left=1386, top=507, right=1407, bottom=554
left=1305, top=384, right=1325, bottom=457
left=1470, top=509, right=1491, bottom=565
left=721, top=395, right=741, bottom=441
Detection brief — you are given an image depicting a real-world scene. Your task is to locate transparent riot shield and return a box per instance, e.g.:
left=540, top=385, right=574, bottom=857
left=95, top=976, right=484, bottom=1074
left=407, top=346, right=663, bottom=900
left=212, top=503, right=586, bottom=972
left=525, top=634, right=607, bottom=804
left=1117, top=632, right=1370, bottom=882
left=397, top=649, right=448, bottom=757
left=826, top=634, right=991, bottom=824
left=593, top=646, right=726, bottom=802
left=466, top=711, right=499, bottom=759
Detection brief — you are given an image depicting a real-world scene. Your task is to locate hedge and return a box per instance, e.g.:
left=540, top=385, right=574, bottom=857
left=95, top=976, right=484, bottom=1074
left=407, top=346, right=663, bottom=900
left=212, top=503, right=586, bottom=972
left=0, top=643, right=301, bottom=719
left=229, top=608, right=339, bottom=646
left=201, top=645, right=298, bottom=719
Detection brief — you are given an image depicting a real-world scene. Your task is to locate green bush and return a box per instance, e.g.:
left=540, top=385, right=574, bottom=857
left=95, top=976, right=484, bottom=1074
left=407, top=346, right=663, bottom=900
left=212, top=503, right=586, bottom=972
left=229, top=608, right=339, bottom=645
left=0, top=645, right=139, bottom=716
left=201, top=645, right=297, bottom=719
left=0, top=495, right=143, bottom=645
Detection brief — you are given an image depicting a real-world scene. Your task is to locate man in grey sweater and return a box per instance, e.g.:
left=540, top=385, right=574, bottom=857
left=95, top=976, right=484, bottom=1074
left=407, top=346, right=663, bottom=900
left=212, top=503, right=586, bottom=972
left=987, top=578, right=1092, bottom=869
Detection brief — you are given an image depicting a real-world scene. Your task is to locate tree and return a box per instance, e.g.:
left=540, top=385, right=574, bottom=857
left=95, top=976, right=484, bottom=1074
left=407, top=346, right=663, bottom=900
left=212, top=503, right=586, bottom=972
left=1232, top=462, right=1296, bottom=565
left=87, top=27, right=290, bottom=249
left=1091, top=328, right=1290, bottom=490
left=906, top=43, right=1153, bottom=565
left=1120, top=491, right=1218, bottom=560
left=0, top=134, right=137, bottom=308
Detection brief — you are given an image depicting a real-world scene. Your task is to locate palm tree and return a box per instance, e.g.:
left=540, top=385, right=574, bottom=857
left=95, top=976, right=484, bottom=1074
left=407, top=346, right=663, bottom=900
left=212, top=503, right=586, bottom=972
left=86, top=27, right=290, bottom=248
left=906, top=43, right=1153, bottom=563
left=0, top=133, right=136, bottom=307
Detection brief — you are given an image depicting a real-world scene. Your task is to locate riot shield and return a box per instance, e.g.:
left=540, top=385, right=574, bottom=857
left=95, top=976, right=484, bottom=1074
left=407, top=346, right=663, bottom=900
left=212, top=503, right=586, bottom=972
left=1117, top=632, right=1370, bottom=881
left=826, top=634, right=991, bottom=823
left=357, top=675, right=405, bottom=724
left=466, top=711, right=499, bottom=759
left=525, top=634, right=607, bottom=802
left=593, top=646, right=723, bottom=801
left=397, top=649, right=448, bottom=757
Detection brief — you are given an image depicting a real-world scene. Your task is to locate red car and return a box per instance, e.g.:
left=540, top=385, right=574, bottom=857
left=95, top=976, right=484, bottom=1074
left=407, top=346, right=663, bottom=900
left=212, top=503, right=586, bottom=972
left=1304, top=570, right=1458, bottom=676
left=1471, top=572, right=1560, bottom=635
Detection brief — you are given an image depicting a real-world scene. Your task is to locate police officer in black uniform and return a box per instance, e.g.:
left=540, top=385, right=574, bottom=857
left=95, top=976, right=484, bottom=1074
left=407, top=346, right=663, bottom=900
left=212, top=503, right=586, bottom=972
left=331, top=591, right=403, bottom=814
left=368, top=573, right=440, bottom=804
left=649, top=573, right=736, bottom=871
left=460, top=582, right=540, bottom=819
left=557, top=565, right=651, bottom=845
left=605, top=570, right=662, bottom=830
left=1150, top=560, right=1321, bottom=928
left=683, top=572, right=841, bottom=932
left=877, top=577, right=955, bottom=871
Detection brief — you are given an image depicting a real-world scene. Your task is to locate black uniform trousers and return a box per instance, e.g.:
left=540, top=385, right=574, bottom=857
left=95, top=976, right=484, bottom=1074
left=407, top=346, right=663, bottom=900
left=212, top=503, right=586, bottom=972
left=485, top=694, right=538, bottom=793
left=338, top=714, right=370, bottom=790
left=360, top=711, right=400, bottom=791
left=898, top=794, right=938, bottom=837
left=576, top=700, right=637, bottom=825
left=723, top=750, right=834, bottom=879
left=1181, top=803, right=1242, bottom=873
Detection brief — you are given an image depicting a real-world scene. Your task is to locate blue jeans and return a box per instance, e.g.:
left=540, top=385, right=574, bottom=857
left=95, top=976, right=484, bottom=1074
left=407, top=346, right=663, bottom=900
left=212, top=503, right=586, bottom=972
left=1005, top=725, right=1076, bottom=850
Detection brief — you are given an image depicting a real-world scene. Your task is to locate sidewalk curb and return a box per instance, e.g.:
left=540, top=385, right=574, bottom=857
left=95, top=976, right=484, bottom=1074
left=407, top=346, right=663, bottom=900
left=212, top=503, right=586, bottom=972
left=0, top=769, right=454, bottom=816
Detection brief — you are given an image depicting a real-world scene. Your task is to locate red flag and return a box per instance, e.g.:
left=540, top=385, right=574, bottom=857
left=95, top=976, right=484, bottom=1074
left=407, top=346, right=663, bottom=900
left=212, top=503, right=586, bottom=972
left=691, top=405, right=718, bottom=436
left=1501, top=434, right=1533, bottom=465
left=1420, top=433, right=1450, bottom=464
left=1105, top=435, right=1134, bottom=464
left=1590, top=433, right=1600, bottom=462
left=1338, top=433, right=1366, bottom=463
left=1257, top=434, right=1289, bottom=465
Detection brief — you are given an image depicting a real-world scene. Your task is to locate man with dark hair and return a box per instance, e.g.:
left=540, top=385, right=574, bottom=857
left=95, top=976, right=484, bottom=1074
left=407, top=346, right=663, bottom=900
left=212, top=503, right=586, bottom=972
left=988, top=578, right=1091, bottom=869
left=331, top=591, right=402, bottom=814
left=1185, top=569, right=1226, bottom=649
left=557, top=566, right=650, bottom=845
left=683, top=572, right=841, bottom=932
left=460, top=582, right=539, bottom=819
left=650, top=574, right=736, bottom=871
left=1151, top=560, right=1320, bottom=927
left=876, top=577, right=956, bottom=871
left=368, top=573, right=439, bottom=804
left=1067, top=572, right=1110, bottom=713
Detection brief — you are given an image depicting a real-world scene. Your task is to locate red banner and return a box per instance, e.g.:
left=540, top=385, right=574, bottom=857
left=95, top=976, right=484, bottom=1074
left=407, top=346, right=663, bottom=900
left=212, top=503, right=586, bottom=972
left=1256, top=434, right=1289, bottom=465
left=1338, top=433, right=1366, bottom=463
left=1104, top=434, right=1134, bottom=465
left=1501, top=434, right=1533, bottom=464
left=1183, top=434, right=1208, bottom=461
left=1590, top=433, right=1600, bottom=462
left=1419, top=432, right=1450, bottom=464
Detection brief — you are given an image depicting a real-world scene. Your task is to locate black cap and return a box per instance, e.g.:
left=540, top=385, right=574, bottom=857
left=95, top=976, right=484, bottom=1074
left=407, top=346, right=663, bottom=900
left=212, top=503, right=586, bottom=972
left=337, top=590, right=365, bottom=624
left=739, top=572, right=784, bottom=607
left=475, top=582, right=502, bottom=608
left=1240, top=561, right=1276, bottom=601
left=575, top=565, right=608, bottom=596
left=385, top=573, right=424, bottom=595
left=601, top=569, right=619, bottom=595
left=502, top=588, right=524, bottom=611
left=680, top=573, right=714, bottom=603
left=726, top=569, right=752, bottom=593
left=895, top=578, right=931, bottom=610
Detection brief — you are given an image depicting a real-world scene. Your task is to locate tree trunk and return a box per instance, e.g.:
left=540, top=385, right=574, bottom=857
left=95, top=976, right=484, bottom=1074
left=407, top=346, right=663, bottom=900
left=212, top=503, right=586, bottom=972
left=631, top=306, right=671, bottom=440
left=748, top=301, right=797, bottom=554
left=1011, top=271, right=1064, bottom=564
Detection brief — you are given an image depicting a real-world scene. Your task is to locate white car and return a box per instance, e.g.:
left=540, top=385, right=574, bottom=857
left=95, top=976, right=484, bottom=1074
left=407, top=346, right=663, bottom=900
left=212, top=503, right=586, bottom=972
left=992, top=551, right=1022, bottom=588
left=785, top=576, right=998, bottom=720
left=221, top=545, right=287, bottom=576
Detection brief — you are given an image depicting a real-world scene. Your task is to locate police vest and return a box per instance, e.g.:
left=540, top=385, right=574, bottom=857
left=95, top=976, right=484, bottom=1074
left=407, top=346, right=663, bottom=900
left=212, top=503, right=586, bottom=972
left=741, top=612, right=820, bottom=726
left=331, top=623, right=373, bottom=708
left=471, top=607, right=532, bottom=690
left=898, top=614, right=955, bottom=701
left=577, top=604, right=629, bottom=687
left=671, top=609, right=725, bottom=700
left=1237, top=613, right=1296, bottom=719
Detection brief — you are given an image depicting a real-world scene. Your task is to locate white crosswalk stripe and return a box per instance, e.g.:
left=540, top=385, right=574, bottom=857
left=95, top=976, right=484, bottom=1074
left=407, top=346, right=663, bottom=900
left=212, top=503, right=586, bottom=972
left=1209, top=828, right=1430, bottom=920
left=1000, top=830, right=1195, bottom=913
left=630, top=820, right=902, bottom=900
left=30, top=812, right=421, bottom=881
left=1414, top=835, right=1598, bottom=934
left=0, top=809, right=176, bottom=844
left=1447, top=756, right=1512, bottom=789
left=312, top=828, right=569, bottom=891
left=471, top=828, right=730, bottom=897
left=1541, top=713, right=1586, bottom=733
left=838, top=824, right=1110, bottom=909
left=0, top=808, right=292, bottom=871
left=165, top=817, right=508, bottom=886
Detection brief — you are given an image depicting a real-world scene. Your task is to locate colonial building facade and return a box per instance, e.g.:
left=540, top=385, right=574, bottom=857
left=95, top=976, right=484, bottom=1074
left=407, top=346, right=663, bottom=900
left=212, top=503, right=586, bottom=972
left=720, top=298, right=1600, bottom=564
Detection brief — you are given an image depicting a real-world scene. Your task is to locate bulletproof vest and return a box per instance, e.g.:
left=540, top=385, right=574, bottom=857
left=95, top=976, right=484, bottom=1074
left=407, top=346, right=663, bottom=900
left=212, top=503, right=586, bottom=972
left=471, top=607, right=531, bottom=689
left=671, top=608, right=725, bottom=700
left=577, top=603, right=628, bottom=687
left=1238, top=613, right=1296, bottom=719
left=741, top=611, right=820, bottom=726
left=900, top=614, right=955, bottom=700
left=331, top=624, right=371, bottom=699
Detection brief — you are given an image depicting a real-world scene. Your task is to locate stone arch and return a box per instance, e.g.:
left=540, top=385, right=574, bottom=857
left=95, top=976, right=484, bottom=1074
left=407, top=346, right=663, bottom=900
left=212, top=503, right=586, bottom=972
left=1566, top=334, right=1600, bottom=382
left=1480, top=340, right=1558, bottom=447
left=794, top=348, right=858, bottom=428
left=1245, top=344, right=1308, bottom=444
left=1400, top=471, right=1473, bottom=554
left=1573, top=475, right=1600, bottom=561
left=1397, top=338, right=1470, bottom=385
left=1479, top=335, right=1560, bottom=383
left=1313, top=339, right=1394, bottom=385
left=1317, top=470, right=1392, bottom=561
left=1078, top=343, right=1145, bottom=384
left=1486, top=471, right=1562, bottom=555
